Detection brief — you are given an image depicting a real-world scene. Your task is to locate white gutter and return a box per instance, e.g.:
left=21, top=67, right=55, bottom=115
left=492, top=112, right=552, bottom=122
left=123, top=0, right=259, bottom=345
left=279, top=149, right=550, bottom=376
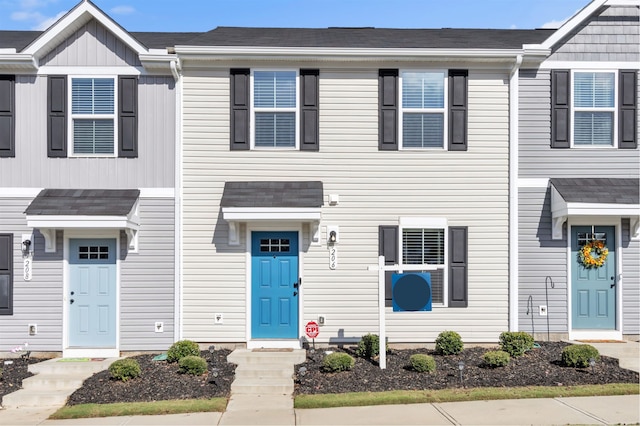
left=508, top=54, right=523, bottom=332
left=170, top=58, right=183, bottom=342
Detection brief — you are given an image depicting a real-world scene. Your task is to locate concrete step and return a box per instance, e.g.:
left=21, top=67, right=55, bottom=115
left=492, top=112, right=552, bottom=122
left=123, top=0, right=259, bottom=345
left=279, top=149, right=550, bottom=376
left=20, top=374, right=85, bottom=391
left=230, top=377, right=294, bottom=395
left=226, top=394, right=294, bottom=411
left=227, top=349, right=306, bottom=366
left=28, top=358, right=113, bottom=376
left=1, top=388, right=71, bottom=409
left=234, top=363, right=293, bottom=379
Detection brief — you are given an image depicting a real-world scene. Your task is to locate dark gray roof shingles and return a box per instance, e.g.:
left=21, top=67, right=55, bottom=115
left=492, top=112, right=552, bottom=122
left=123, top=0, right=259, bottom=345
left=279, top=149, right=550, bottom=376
left=550, top=178, right=639, bottom=204
left=221, top=181, right=323, bottom=208
left=24, top=189, right=140, bottom=216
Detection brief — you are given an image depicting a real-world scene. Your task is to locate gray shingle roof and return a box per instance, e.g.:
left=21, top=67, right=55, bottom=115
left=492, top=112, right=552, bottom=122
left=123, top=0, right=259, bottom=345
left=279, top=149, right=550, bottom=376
left=221, top=181, right=323, bottom=208
left=550, top=178, right=639, bottom=204
left=0, top=30, right=43, bottom=50
left=183, top=27, right=555, bottom=49
left=24, top=189, right=140, bottom=216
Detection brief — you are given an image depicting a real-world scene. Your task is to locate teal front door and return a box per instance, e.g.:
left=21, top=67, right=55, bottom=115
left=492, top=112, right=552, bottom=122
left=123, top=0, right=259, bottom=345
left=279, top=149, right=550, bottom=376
left=251, top=232, right=299, bottom=339
left=69, top=239, right=117, bottom=347
left=571, top=226, right=616, bottom=330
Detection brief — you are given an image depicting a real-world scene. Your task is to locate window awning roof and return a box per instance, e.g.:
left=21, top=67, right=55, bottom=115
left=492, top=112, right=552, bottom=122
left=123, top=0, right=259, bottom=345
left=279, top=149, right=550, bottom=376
left=25, top=189, right=141, bottom=252
left=221, top=181, right=323, bottom=245
left=550, top=178, right=639, bottom=240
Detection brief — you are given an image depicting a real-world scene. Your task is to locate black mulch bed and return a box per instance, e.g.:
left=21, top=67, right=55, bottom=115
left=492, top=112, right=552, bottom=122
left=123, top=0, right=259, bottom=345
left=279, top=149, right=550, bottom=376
left=294, top=342, right=639, bottom=395
left=0, top=357, right=45, bottom=405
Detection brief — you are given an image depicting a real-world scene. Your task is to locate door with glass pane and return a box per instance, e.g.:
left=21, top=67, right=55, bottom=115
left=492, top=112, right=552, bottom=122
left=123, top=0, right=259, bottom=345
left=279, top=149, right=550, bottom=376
left=571, top=226, right=616, bottom=330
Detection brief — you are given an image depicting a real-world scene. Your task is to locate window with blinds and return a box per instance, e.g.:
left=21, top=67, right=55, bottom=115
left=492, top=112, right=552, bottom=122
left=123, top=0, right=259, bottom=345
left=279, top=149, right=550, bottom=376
left=401, top=71, right=446, bottom=148
left=71, top=77, right=115, bottom=155
left=402, top=228, right=445, bottom=303
left=253, top=71, right=297, bottom=148
left=573, top=72, right=615, bottom=146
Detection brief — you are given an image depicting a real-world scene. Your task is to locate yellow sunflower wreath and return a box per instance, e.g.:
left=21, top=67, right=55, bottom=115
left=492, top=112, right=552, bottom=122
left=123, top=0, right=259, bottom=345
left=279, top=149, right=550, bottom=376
left=579, top=240, right=609, bottom=268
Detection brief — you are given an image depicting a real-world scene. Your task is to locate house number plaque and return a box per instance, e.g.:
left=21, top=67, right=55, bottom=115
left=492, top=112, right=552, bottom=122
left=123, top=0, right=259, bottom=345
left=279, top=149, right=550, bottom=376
left=23, top=255, right=32, bottom=281
left=329, top=246, right=337, bottom=270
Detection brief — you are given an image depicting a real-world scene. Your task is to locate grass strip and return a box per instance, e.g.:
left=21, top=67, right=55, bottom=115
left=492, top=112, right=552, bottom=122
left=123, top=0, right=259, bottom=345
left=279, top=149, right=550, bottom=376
left=294, top=383, right=640, bottom=409
left=49, top=397, right=227, bottom=420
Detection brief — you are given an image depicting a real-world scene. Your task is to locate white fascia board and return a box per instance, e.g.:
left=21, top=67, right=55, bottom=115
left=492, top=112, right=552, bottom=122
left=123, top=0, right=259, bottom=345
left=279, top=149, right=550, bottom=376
left=540, top=0, right=608, bottom=50
left=561, top=203, right=640, bottom=217
left=26, top=215, right=139, bottom=230
left=222, top=207, right=322, bottom=221
left=23, top=1, right=148, bottom=58
left=540, top=61, right=640, bottom=70
left=0, top=54, right=37, bottom=71
left=175, top=46, right=528, bottom=61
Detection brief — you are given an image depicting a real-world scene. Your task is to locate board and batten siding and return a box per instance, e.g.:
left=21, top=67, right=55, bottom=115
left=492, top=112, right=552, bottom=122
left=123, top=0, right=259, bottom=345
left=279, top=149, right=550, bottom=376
left=40, top=19, right=142, bottom=67
left=0, top=75, right=176, bottom=188
left=548, top=6, right=640, bottom=63
left=518, top=69, right=640, bottom=179
left=182, top=67, right=511, bottom=344
left=517, top=188, right=569, bottom=335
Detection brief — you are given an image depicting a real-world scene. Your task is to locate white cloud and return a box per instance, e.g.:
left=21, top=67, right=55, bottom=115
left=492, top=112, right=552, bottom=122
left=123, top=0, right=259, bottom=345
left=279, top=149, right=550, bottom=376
left=509, top=24, right=517, bottom=29
left=540, top=19, right=567, bottom=29
left=35, top=10, right=65, bottom=30
left=10, top=0, right=66, bottom=30
left=110, top=5, right=135, bottom=15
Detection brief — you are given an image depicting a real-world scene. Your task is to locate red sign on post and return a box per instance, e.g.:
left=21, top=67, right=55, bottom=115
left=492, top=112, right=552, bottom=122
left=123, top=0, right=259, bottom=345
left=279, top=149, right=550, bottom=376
left=305, top=321, right=319, bottom=339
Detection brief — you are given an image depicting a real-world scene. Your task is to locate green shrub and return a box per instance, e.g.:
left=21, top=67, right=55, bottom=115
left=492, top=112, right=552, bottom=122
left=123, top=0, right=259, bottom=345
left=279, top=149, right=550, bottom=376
left=322, top=352, right=355, bottom=372
left=561, top=344, right=600, bottom=368
left=483, top=350, right=511, bottom=368
left=435, top=331, right=463, bottom=355
left=409, top=354, right=436, bottom=373
left=499, top=332, right=535, bottom=357
left=355, top=334, right=387, bottom=359
left=178, top=355, right=208, bottom=375
left=108, top=358, right=141, bottom=382
left=166, top=339, right=200, bottom=363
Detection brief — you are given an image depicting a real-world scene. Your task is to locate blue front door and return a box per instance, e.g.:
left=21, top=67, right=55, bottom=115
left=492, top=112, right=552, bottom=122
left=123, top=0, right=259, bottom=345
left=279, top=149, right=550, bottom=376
left=571, top=226, right=616, bottom=330
left=251, top=232, right=299, bottom=339
left=69, top=238, right=117, bottom=347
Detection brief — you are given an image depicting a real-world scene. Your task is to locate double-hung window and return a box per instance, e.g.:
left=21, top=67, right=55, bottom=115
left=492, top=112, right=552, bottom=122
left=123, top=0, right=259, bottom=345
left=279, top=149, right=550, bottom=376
left=400, top=218, right=447, bottom=305
left=573, top=71, right=616, bottom=147
left=252, top=70, right=298, bottom=148
left=400, top=71, right=447, bottom=149
left=70, top=77, right=116, bottom=156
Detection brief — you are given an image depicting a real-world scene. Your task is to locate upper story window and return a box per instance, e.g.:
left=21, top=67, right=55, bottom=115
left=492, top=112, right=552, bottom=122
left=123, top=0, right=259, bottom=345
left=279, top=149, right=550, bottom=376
left=71, top=77, right=116, bottom=156
left=400, top=71, right=447, bottom=149
left=573, top=71, right=616, bottom=147
left=252, top=70, right=298, bottom=149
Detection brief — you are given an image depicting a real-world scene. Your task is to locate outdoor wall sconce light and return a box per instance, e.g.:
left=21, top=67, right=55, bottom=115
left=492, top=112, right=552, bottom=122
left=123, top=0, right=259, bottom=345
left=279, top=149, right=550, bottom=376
left=21, top=238, right=32, bottom=256
left=327, top=226, right=339, bottom=244
left=329, top=231, right=337, bottom=243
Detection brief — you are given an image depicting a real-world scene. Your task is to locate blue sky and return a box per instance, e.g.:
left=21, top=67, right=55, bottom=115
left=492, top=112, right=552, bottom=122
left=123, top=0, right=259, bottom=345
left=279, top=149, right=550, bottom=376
left=0, top=0, right=592, bottom=32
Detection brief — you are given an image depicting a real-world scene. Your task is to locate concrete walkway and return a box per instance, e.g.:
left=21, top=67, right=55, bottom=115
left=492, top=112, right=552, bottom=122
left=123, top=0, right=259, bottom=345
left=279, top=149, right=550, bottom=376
left=0, top=342, right=637, bottom=425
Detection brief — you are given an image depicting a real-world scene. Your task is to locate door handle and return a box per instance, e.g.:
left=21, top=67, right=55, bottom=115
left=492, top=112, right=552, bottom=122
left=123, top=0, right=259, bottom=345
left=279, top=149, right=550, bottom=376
left=293, top=291, right=298, bottom=296
left=70, top=291, right=74, bottom=296
left=293, top=278, right=302, bottom=288
left=70, top=299, right=74, bottom=304
left=610, top=276, right=616, bottom=288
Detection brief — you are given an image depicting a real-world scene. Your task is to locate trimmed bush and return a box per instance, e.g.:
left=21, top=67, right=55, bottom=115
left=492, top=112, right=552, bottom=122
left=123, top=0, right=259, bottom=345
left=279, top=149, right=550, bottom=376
left=483, top=350, right=511, bottom=368
left=178, top=355, right=208, bottom=375
left=499, top=332, right=535, bottom=357
left=167, top=339, right=200, bottom=363
left=409, top=354, right=436, bottom=373
left=561, top=344, right=600, bottom=368
left=355, top=334, right=387, bottom=359
left=435, top=331, right=463, bottom=355
left=322, top=352, right=355, bottom=372
left=109, top=358, right=141, bottom=382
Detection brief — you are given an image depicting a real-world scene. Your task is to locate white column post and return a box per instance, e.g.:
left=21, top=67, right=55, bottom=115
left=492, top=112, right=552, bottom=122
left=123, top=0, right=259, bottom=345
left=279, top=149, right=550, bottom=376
left=378, top=255, right=386, bottom=369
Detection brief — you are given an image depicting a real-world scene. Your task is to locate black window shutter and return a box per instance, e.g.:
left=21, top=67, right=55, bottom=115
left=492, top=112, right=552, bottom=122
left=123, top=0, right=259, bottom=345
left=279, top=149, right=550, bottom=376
left=379, top=69, right=398, bottom=151
left=619, top=70, right=637, bottom=149
left=379, top=225, right=399, bottom=307
left=119, top=76, right=138, bottom=158
left=47, top=75, right=67, bottom=158
left=300, top=69, right=319, bottom=151
left=230, top=68, right=250, bottom=150
left=448, top=226, right=468, bottom=307
left=448, top=70, right=468, bottom=151
left=0, top=75, right=15, bottom=158
left=551, top=70, right=570, bottom=149
left=0, top=234, right=13, bottom=315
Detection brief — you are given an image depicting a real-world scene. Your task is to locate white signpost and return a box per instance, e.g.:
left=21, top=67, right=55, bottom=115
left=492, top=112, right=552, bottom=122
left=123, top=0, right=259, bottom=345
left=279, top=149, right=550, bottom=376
left=368, top=256, right=437, bottom=369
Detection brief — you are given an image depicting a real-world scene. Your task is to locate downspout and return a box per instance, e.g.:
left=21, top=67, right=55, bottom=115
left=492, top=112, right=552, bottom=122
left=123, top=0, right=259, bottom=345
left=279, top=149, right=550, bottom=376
left=170, top=58, right=183, bottom=341
left=508, top=54, right=523, bottom=333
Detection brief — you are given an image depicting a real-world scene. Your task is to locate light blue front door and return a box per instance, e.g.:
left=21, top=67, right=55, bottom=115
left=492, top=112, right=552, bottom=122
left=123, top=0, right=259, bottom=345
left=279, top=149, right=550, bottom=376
left=251, top=232, right=299, bottom=339
left=69, top=239, right=117, bottom=347
left=571, top=226, right=616, bottom=330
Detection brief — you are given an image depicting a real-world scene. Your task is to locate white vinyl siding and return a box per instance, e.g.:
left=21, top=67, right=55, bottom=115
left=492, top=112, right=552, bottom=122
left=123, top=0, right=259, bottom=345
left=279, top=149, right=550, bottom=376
left=572, top=71, right=616, bottom=147
left=400, top=71, right=446, bottom=149
left=182, top=68, right=510, bottom=344
left=252, top=70, right=298, bottom=148
left=71, top=77, right=116, bottom=156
